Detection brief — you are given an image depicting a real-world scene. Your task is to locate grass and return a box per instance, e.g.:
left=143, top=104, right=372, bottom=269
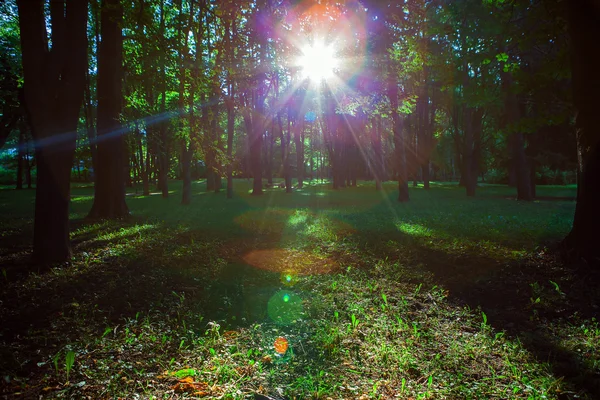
left=0, top=179, right=598, bottom=399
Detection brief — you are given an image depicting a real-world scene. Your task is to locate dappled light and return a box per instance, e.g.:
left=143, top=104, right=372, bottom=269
left=242, top=248, right=338, bottom=275
left=234, top=208, right=356, bottom=241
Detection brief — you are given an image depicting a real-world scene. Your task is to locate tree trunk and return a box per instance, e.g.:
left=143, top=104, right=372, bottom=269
left=18, top=0, right=88, bottom=263
left=282, top=110, right=292, bottom=193
left=372, top=117, right=382, bottom=190
left=295, top=117, right=304, bottom=188
left=84, top=68, right=98, bottom=176
left=157, top=0, right=168, bottom=198
left=226, top=93, right=234, bottom=199
left=564, top=0, right=600, bottom=261
left=181, top=144, right=193, bottom=205
left=88, top=0, right=129, bottom=219
left=513, top=132, right=532, bottom=200
left=463, top=106, right=476, bottom=197
left=388, top=81, right=409, bottom=202
left=26, top=138, right=32, bottom=189
left=502, top=70, right=532, bottom=200
left=265, top=128, right=273, bottom=185
left=16, top=119, right=25, bottom=190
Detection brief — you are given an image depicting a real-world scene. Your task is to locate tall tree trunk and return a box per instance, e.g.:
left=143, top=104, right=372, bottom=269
left=564, top=0, right=600, bottom=261
left=462, top=60, right=476, bottom=197
left=225, top=17, right=235, bottom=199
left=179, top=0, right=193, bottom=205
left=84, top=68, right=98, bottom=176
left=422, top=76, right=433, bottom=190
left=226, top=90, right=234, bottom=198
left=502, top=70, right=532, bottom=200
left=181, top=143, right=193, bottom=204
left=18, top=0, right=88, bottom=263
left=372, top=116, right=382, bottom=190
left=88, top=0, right=129, bottom=218
left=16, top=118, right=25, bottom=190
left=212, top=105, right=221, bottom=194
left=283, top=110, right=292, bottom=192
left=388, top=81, right=409, bottom=202
left=265, top=128, right=273, bottom=185
left=251, top=89, right=264, bottom=195
left=295, top=117, right=304, bottom=188
left=157, top=0, right=168, bottom=198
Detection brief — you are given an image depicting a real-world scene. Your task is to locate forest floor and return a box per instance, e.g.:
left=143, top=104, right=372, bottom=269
left=0, top=180, right=598, bottom=399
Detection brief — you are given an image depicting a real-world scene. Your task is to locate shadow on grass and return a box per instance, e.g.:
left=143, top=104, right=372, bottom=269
left=0, top=220, right=304, bottom=378
left=348, top=214, right=600, bottom=399
left=0, top=181, right=589, bottom=398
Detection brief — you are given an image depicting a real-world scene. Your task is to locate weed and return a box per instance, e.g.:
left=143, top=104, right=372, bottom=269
left=65, top=350, right=75, bottom=381
left=350, top=314, right=359, bottom=330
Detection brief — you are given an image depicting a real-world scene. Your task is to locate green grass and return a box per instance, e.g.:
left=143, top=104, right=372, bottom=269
left=1, top=179, right=598, bottom=399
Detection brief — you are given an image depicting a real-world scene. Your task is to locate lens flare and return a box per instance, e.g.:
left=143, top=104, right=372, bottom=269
left=281, top=270, right=299, bottom=286
left=267, top=290, right=304, bottom=325
left=273, top=336, right=289, bottom=354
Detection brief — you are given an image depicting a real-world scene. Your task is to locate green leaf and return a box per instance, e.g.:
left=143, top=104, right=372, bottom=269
left=495, top=52, right=509, bottom=62
left=172, top=368, right=197, bottom=378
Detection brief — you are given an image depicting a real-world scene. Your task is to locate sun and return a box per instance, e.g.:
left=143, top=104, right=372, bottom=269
left=297, top=42, right=338, bottom=82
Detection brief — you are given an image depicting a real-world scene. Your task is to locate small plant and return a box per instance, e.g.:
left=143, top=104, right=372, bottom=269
left=101, top=326, right=112, bottom=339
left=381, top=292, right=388, bottom=312
left=350, top=314, right=359, bottom=330
left=414, top=283, right=423, bottom=295
left=52, top=352, right=60, bottom=376
left=412, top=322, right=421, bottom=338
left=172, top=291, right=186, bottom=306
left=1, top=268, right=7, bottom=282
left=65, top=350, right=75, bottom=381
left=549, top=280, right=565, bottom=296
left=481, top=311, right=488, bottom=330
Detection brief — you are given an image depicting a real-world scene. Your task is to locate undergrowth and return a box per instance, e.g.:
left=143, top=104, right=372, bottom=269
left=1, top=180, right=597, bottom=399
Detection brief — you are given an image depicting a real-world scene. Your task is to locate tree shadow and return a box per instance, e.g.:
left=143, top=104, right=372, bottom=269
left=348, top=213, right=600, bottom=399
left=0, top=221, right=296, bottom=379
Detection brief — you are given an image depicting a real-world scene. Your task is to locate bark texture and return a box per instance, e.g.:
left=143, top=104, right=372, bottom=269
left=18, top=0, right=88, bottom=263
left=88, top=0, right=129, bottom=218
left=564, top=1, right=600, bottom=261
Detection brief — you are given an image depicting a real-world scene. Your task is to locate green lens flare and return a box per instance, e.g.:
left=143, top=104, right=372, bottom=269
left=267, top=290, right=303, bottom=325
left=280, top=271, right=298, bottom=286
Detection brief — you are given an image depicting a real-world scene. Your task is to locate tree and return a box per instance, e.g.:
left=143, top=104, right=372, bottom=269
left=564, top=0, right=600, bottom=261
left=17, top=0, right=88, bottom=263
left=88, top=0, right=129, bottom=218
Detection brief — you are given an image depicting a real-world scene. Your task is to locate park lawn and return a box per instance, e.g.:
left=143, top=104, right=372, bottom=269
left=1, top=180, right=598, bottom=399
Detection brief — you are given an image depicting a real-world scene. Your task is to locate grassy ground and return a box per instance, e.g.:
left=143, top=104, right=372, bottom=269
left=0, top=179, right=598, bottom=399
